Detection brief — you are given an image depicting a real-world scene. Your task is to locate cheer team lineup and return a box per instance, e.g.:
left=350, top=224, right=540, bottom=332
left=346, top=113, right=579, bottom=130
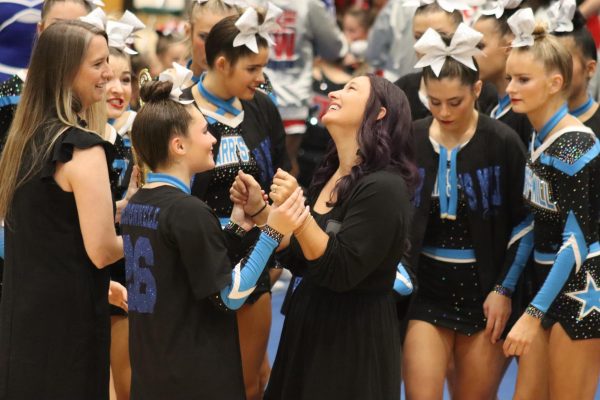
left=0, top=0, right=598, bottom=398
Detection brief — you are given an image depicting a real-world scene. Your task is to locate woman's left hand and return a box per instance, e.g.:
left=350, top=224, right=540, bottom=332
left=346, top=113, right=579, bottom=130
left=502, top=313, right=542, bottom=357
left=483, top=291, right=512, bottom=344
left=108, top=280, right=128, bottom=312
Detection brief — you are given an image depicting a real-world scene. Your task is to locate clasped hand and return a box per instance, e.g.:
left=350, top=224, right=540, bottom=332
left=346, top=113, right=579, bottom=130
left=229, top=169, right=308, bottom=235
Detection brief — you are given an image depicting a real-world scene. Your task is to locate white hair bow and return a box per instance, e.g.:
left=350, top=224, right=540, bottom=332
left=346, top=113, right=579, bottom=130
left=413, top=23, right=484, bottom=76
left=159, top=63, right=195, bottom=105
left=196, top=0, right=247, bottom=6
left=547, top=0, right=576, bottom=33
left=80, top=7, right=107, bottom=30
left=481, top=0, right=523, bottom=18
left=507, top=7, right=536, bottom=47
left=85, top=0, right=105, bottom=8
left=402, top=0, right=472, bottom=12
left=233, top=2, right=282, bottom=53
left=106, top=11, right=145, bottom=54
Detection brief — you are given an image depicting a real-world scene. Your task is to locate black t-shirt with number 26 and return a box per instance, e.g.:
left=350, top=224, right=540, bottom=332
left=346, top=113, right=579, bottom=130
left=120, top=186, right=244, bottom=400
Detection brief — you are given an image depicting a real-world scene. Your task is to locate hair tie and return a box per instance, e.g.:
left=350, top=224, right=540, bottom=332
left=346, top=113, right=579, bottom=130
left=413, top=23, right=483, bottom=76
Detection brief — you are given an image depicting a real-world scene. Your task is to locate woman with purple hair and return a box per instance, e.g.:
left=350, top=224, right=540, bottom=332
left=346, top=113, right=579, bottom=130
left=230, top=74, right=418, bottom=399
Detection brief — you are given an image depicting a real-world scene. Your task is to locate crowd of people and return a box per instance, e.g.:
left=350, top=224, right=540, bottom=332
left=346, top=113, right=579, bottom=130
left=0, top=0, right=599, bottom=399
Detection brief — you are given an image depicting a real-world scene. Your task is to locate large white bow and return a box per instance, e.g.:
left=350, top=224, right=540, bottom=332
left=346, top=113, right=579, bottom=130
left=159, top=62, right=194, bottom=105
left=481, top=0, right=523, bottom=18
left=413, top=23, right=484, bottom=76
left=233, top=2, right=282, bottom=54
left=80, top=7, right=107, bottom=30
left=547, top=0, right=576, bottom=33
left=85, top=0, right=105, bottom=8
left=106, top=11, right=145, bottom=54
left=507, top=8, right=536, bottom=47
left=196, top=0, right=247, bottom=6
left=402, top=0, right=476, bottom=12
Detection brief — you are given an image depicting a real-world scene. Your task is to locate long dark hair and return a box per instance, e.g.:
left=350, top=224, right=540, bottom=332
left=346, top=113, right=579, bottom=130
left=310, top=75, right=419, bottom=206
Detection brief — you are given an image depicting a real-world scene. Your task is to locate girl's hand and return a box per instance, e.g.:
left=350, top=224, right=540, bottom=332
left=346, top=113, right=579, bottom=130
left=503, top=313, right=542, bottom=357
left=108, top=280, right=128, bottom=312
left=270, top=168, right=299, bottom=206
left=483, top=291, right=512, bottom=344
left=267, top=188, right=309, bottom=236
left=230, top=202, right=254, bottom=232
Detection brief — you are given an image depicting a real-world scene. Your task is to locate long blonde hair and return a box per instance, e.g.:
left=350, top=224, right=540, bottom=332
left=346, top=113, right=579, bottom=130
left=0, top=20, right=108, bottom=220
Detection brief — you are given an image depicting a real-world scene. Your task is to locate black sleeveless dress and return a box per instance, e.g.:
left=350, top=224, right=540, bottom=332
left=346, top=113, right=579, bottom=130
left=0, top=127, right=114, bottom=399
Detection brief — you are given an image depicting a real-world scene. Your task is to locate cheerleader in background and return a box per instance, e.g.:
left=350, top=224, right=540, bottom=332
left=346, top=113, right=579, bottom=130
left=504, top=9, right=600, bottom=399
left=551, top=1, right=600, bottom=135
left=403, top=24, right=529, bottom=400
left=182, top=6, right=288, bottom=399
left=473, top=0, right=533, bottom=146
left=395, top=0, right=499, bottom=121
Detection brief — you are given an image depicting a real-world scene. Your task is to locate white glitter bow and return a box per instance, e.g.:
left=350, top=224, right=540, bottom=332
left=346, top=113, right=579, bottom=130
left=80, top=7, right=107, bottom=30
left=159, top=62, right=194, bottom=105
left=507, top=8, right=536, bottom=47
left=85, top=0, right=105, bottom=8
left=481, top=0, right=523, bottom=18
left=106, top=11, right=145, bottom=54
left=413, top=23, right=484, bottom=76
left=547, top=0, right=576, bottom=33
left=402, top=0, right=471, bottom=12
left=233, top=2, right=282, bottom=54
left=196, top=0, right=248, bottom=6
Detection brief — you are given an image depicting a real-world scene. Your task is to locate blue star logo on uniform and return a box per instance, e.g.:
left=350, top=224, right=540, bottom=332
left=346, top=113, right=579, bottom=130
left=565, top=272, right=600, bottom=320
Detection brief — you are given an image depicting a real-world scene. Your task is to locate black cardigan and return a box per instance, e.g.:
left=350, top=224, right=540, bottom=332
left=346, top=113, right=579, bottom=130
left=409, top=114, right=529, bottom=293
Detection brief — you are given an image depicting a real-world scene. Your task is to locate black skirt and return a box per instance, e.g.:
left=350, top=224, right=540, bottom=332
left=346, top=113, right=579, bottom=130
left=409, top=254, right=486, bottom=336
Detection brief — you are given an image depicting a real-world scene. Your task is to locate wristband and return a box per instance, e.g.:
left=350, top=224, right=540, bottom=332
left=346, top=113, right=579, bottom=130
left=225, top=220, right=247, bottom=238
left=492, top=284, right=513, bottom=298
left=525, top=304, right=544, bottom=320
left=260, top=224, right=284, bottom=243
left=250, top=202, right=267, bottom=218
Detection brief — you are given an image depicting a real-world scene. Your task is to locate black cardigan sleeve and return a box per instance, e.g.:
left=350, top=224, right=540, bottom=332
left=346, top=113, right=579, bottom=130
left=305, top=172, right=411, bottom=292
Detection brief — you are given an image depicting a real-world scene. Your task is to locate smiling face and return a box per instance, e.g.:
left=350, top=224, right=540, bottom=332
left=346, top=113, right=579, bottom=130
left=105, top=54, right=132, bottom=119
left=506, top=50, right=560, bottom=114
left=219, top=46, right=269, bottom=100
left=72, top=35, right=111, bottom=111
left=322, top=76, right=371, bottom=131
left=473, top=17, right=511, bottom=83
left=180, top=105, right=217, bottom=173
left=425, top=76, right=480, bottom=131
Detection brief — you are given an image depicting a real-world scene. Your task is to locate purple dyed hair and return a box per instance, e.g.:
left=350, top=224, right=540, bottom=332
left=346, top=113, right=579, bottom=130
left=310, top=74, right=419, bottom=206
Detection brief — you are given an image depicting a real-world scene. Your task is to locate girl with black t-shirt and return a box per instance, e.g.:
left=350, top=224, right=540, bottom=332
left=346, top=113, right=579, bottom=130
left=503, top=14, right=600, bottom=399
left=182, top=7, right=288, bottom=399
left=403, top=24, right=530, bottom=400
left=121, top=77, right=306, bottom=400
left=0, top=21, right=122, bottom=398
